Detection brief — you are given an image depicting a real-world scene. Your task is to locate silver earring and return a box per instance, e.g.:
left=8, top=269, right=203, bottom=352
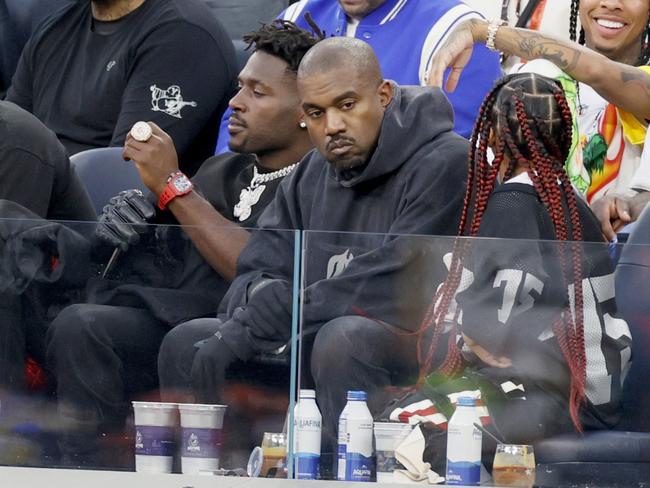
left=299, top=121, right=307, bottom=129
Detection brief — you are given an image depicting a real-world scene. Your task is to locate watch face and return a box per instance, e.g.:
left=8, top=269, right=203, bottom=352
left=173, top=176, right=192, bottom=192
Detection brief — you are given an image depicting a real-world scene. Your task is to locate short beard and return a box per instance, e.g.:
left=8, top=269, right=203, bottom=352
left=91, top=0, right=122, bottom=7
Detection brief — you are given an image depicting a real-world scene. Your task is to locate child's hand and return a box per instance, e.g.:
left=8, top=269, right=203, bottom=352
left=462, top=334, right=512, bottom=369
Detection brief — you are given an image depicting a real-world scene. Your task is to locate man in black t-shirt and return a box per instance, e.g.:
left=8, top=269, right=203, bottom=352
left=6, top=0, right=237, bottom=175
left=45, top=21, right=317, bottom=468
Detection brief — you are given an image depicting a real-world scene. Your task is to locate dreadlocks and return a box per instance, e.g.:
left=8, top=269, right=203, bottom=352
left=243, top=18, right=324, bottom=73
left=569, top=0, right=650, bottom=66
left=417, top=73, right=588, bottom=431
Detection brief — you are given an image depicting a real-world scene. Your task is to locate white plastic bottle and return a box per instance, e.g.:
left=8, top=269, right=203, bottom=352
left=343, top=390, right=374, bottom=482
left=337, top=394, right=350, bottom=481
left=446, top=396, right=482, bottom=486
left=294, top=389, right=322, bottom=480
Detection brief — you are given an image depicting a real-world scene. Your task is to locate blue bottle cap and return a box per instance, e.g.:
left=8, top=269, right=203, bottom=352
left=457, top=397, right=476, bottom=407
left=347, top=390, right=367, bottom=401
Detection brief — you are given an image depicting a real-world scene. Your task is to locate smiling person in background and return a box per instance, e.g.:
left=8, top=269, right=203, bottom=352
left=428, top=0, right=650, bottom=241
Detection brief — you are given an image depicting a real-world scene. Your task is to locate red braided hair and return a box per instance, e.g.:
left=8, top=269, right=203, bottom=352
left=417, top=73, right=587, bottom=431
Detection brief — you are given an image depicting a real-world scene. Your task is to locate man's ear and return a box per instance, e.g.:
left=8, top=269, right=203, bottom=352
left=377, top=80, right=393, bottom=108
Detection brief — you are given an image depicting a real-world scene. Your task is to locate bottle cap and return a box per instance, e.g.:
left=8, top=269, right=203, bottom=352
left=457, top=397, right=476, bottom=407
left=299, top=389, right=316, bottom=399
left=347, top=390, right=367, bottom=401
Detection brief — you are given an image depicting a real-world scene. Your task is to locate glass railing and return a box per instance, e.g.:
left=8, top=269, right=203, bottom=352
left=2, top=218, right=650, bottom=488
left=297, top=230, right=648, bottom=487
left=0, top=217, right=299, bottom=477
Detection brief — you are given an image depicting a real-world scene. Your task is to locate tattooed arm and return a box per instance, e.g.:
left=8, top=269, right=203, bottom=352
left=427, top=19, right=650, bottom=123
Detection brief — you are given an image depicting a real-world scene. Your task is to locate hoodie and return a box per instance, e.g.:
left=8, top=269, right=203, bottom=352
left=216, top=84, right=469, bottom=358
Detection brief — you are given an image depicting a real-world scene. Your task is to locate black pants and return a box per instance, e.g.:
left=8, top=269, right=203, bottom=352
left=157, top=317, right=223, bottom=402
left=46, top=303, right=167, bottom=465
left=159, top=315, right=424, bottom=457
left=310, top=316, right=424, bottom=457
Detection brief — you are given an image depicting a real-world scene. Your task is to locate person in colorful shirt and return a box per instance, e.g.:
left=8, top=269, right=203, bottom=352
left=427, top=0, right=650, bottom=241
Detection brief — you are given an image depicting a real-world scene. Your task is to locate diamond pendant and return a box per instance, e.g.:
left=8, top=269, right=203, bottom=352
left=233, top=184, right=266, bottom=222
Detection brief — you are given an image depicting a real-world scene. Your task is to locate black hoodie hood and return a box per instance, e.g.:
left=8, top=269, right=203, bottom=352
left=336, top=82, right=455, bottom=187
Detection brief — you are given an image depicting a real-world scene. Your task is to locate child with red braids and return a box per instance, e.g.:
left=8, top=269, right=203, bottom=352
left=406, top=73, right=632, bottom=448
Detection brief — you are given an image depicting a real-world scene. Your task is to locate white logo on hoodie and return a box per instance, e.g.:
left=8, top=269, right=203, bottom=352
left=326, top=249, right=354, bottom=279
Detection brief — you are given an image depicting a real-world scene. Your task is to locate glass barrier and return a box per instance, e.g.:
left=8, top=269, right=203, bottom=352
left=297, top=230, right=648, bottom=487
left=3, top=215, right=650, bottom=487
left=0, top=216, right=299, bottom=478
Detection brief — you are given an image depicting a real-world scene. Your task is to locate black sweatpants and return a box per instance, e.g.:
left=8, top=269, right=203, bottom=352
left=159, top=314, right=426, bottom=459
left=157, top=317, right=223, bottom=402
left=46, top=303, right=167, bottom=465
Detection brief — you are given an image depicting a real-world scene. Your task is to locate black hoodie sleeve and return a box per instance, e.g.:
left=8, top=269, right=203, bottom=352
left=214, top=170, right=303, bottom=357
left=217, top=133, right=467, bottom=354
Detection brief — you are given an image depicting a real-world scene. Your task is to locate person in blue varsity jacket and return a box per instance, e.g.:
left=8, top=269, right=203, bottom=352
left=214, top=0, right=502, bottom=153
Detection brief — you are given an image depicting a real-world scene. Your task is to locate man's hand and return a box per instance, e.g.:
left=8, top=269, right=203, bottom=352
left=95, top=189, right=156, bottom=251
left=462, top=333, right=512, bottom=369
left=591, top=194, right=634, bottom=241
left=123, top=122, right=181, bottom=197
left=426, top=19, right=485, bottom=92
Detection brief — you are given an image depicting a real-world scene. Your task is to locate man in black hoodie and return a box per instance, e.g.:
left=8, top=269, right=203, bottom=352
left=158, top=37, right=468, bottom=452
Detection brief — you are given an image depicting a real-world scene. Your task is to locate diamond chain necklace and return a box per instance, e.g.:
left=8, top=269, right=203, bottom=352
left=233, top=162, right=300, bottom=222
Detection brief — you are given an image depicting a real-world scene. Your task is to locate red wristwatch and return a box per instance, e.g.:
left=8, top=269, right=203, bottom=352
left=157, top=171, right=193, bottom=210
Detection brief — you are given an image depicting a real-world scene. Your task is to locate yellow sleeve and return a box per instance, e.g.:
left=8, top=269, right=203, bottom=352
left=618, top=65, right=650, bottom=145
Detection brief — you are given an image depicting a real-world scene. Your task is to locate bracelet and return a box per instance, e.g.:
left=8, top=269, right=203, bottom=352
left=486, top=19, right=507, bottom=52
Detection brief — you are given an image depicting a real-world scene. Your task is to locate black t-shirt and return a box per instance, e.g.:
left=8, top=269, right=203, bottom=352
left=0, top=0, right=20, bottom=98
left=91, top=152, right=293, bottom=326
left=191, top=152, right=288, bottom=226
left=455, top=181, right=632, bottom=428
left=6, top=0, right=238, bottom=175
left=0, top=100, right=95, bottom=221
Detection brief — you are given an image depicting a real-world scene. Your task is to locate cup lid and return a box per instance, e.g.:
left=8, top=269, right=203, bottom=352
left=132, top=401, right=178, bottom=410
left=177, top=403, right=228, bottom=412
left=374, top=421, right=414, bottom=431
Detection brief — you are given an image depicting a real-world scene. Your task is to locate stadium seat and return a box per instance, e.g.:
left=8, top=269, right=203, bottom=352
left=70, top=147, right=148, bottom=215
left=200, top=0, right=289, bottom=41
left=533, top=206, right=650, bottom=486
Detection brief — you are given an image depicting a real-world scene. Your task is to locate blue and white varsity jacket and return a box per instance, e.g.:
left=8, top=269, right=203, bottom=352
left=214, top=0, right=501, bottom=153
left=283, top=0, right=502, bottom=137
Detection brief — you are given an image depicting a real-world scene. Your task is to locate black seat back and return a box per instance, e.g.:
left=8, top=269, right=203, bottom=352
left=616, top=205, right=650, bottom=431
left=70, top=147, right=148, bottom=216
left=200, top=0, right=289, bottom=41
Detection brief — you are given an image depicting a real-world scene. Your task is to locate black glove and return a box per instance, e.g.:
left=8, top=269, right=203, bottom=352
left=231, top=278, right=293, bottom=346
left=95, top=189, right=156, bottom=251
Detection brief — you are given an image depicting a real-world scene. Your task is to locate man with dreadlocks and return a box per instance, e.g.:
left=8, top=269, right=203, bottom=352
left=45, top=20, right=317, bottom=468
left=406, top=74, right=631, bottom=462
left=428, top=0, right=650, bottom=241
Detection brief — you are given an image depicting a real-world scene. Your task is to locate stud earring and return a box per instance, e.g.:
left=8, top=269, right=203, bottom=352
left=299, top=121, right=307, bottom=129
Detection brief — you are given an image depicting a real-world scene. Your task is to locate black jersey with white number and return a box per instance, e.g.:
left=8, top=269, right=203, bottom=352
left=455, top=177, right=632, bottom=429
